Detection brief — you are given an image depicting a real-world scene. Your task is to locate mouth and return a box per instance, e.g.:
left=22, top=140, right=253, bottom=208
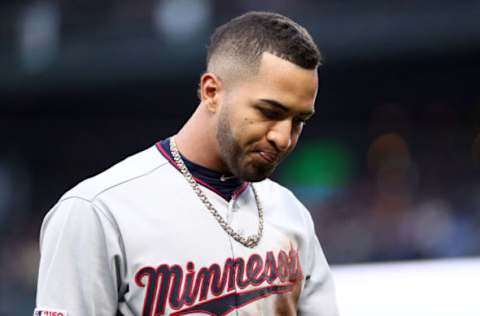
left=255, top=150, right=279, bottom=164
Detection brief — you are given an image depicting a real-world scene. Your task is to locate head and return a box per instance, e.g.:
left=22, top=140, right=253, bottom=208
left=200, top=11, right=321, bottom=182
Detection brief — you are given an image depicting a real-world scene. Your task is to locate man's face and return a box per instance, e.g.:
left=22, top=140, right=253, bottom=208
left=215, top=52, right=318, bottom=182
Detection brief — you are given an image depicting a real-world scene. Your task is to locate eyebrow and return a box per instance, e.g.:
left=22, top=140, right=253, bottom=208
left=259, top=98, right=315, bottom=119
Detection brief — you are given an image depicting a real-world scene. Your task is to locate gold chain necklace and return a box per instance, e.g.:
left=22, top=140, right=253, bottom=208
left=170, top=136, right=264, bottom=248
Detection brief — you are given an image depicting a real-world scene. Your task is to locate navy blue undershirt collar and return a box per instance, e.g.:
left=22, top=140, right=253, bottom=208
left=158, top=138, right=246, bottom=201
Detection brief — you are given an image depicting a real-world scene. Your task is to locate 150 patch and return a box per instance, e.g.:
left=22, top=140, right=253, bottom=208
left=33, top=308, right=68, bottom=316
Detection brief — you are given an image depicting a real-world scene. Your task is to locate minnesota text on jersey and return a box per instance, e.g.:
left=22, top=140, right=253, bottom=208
left=135, top=246, right=303, bottom=315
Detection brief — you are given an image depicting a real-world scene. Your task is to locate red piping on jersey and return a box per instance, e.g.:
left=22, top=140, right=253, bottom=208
left=155, top=142, right=249, bottom=201
left=232, top=181, right=249, bottom=199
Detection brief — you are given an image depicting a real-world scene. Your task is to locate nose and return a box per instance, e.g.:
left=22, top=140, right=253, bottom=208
left=266, top=119, right=292, bottom=152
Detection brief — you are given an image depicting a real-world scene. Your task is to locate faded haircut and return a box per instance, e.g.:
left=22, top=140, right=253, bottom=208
left=206, top=11, right=322, bottom=77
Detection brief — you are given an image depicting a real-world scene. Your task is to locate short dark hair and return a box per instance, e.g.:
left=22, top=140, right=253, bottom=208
left=207, top=11, right=321, bottom=71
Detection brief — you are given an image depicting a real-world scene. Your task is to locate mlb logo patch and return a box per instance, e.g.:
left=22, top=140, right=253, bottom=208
left=33, top=308, right=68, bottom=316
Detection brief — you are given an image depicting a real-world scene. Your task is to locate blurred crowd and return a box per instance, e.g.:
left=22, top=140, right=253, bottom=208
left=299, top=104, right=480, bottom=263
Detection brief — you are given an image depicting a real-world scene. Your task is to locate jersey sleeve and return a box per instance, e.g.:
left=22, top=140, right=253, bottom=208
left=35, top=196, right=125, bottom=316
left=297, top=215, right=339, bottom=316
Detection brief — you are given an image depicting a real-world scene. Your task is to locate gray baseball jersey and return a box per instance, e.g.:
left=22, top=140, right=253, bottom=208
left=35, top=144, right=338, bottom=316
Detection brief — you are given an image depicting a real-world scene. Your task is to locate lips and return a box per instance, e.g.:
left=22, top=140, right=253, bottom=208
left=256, top=150, right=278, bottom=164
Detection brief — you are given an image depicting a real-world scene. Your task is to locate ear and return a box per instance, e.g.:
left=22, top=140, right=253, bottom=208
left=199, top=72, right=223, bottom=113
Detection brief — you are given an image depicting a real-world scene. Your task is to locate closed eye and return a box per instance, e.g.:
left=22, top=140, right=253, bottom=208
left=258, top=107, right=282, bottom=120
left=294, top=112, right=314, bottom=127
left=293, top=117, right=307, bottom=127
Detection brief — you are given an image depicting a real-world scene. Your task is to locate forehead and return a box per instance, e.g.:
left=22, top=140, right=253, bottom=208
left=242, top=52, right=319, bottom=111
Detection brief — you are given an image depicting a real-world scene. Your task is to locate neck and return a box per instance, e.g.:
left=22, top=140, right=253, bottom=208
left=175, top=104, right=229, bottom=174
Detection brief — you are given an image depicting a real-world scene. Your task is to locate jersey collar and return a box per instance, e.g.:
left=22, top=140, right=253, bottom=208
left=156, top=138, right=248, bottom=201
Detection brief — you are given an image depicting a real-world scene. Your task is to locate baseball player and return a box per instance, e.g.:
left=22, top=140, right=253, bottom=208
left=35, top=11, right=339, bottom=316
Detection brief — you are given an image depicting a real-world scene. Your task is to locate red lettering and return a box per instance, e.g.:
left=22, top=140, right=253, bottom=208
left=247, top=254, right=265, bottom=285
left=136, top=247, right=303, bottom=315
left=277, top=250, right=289, bottom=282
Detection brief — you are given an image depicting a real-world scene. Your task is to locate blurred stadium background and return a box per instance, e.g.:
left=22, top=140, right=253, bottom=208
left=1, top=0, right=480, bottom=314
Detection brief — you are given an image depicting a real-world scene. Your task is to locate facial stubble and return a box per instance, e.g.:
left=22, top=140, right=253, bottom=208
left=216, top=103, right=277, bottom=182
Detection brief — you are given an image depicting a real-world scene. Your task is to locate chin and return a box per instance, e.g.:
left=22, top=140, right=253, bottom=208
left=238, top=165, right=276, bottom=182
left=242, top=174, right=269, bottom=182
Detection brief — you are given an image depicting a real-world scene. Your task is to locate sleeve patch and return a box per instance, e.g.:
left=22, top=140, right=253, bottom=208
left=34, top=308, right=68, bottom=316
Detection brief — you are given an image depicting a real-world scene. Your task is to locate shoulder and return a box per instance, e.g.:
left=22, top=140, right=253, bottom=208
left=254, top=178, right=315, bottom=231
left=40, top=145, right=170, bottom=238
left=255, top=178, right=307, bottom=211
left=254, top=178, right=295, bottom=202
left=61, top=145, right=169, bottom=202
